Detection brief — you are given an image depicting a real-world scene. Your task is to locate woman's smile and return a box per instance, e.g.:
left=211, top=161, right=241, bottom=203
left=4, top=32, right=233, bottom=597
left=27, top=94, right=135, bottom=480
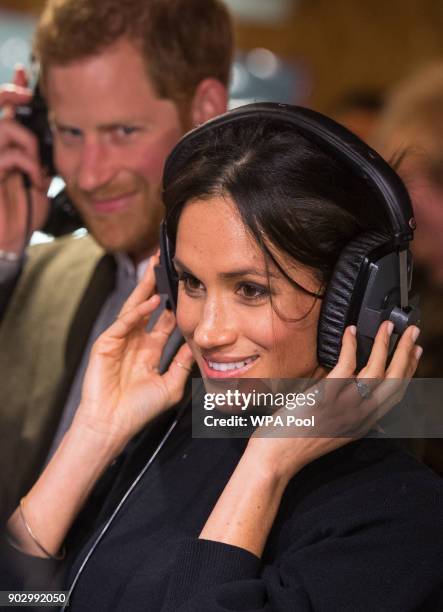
left=201, top=354, right=259, bottom=378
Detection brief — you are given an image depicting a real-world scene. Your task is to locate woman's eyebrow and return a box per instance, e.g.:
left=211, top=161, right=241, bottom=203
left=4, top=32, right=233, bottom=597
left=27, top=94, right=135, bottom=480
left=217, top=268, right=279, bottom=280
left=173, top=257, right=278, bottom=279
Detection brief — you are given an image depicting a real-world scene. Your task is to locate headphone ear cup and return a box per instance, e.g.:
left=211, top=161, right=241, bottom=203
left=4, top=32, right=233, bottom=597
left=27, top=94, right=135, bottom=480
left=317, top=231, right=392, bottom=369
left=156, top=222, right=179, bottom=312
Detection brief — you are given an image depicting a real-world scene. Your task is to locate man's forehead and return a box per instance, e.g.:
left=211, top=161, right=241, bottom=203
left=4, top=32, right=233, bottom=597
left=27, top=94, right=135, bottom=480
left=44, top=44, right=178, bottom=126
left=44, top=39, right=158, bottom=102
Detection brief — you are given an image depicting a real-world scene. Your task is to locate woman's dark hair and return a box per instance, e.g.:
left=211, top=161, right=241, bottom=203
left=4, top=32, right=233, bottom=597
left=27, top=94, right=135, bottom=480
left=163, top=117, right=391, bottom=296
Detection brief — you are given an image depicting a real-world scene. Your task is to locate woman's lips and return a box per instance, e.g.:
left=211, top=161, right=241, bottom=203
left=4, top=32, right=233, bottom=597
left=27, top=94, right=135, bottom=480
left=89, top=192, right=136, bottom=214
left=200, top=355, right=259, bottom=379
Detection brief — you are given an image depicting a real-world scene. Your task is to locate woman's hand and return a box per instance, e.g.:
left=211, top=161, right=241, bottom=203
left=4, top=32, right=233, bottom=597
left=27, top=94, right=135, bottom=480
left=7, top=255, right=194, bottom=559
left=246, top=321, right=422, bottom=487
left=73, top=255, right=194, bottom=454
left=200, top=322, right=421, bottom=558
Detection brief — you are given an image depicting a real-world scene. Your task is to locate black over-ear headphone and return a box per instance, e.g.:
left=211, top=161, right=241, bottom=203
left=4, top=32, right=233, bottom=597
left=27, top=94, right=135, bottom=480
left=155, top=102, right=420, bottom=370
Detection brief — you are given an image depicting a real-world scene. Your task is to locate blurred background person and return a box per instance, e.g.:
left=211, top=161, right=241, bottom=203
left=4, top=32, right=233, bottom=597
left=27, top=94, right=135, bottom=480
left=374, top=63, right=443, bottom=295
left=371, top=64, right=443, bottom=475
left=329, top=89, right=385, bottom=142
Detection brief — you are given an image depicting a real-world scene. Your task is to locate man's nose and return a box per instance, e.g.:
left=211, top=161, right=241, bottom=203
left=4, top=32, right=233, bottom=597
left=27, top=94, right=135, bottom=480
left=193, top=297, right=237, bottom=350
left=76, top=140, right=115, bottom=192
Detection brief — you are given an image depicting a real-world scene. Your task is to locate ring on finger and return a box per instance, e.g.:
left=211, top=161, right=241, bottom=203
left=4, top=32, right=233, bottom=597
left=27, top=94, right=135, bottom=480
left=354, top=379, right=372, bottom=400
left=174, top=360, right=192, bottom=373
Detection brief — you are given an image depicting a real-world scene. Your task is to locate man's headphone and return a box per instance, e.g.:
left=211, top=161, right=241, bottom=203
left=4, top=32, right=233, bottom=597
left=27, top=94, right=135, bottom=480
left=155, top=102, right=420, bottom=370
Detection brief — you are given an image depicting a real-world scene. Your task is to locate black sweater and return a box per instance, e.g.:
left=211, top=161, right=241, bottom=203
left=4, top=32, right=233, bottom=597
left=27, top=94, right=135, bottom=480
left=3, top=408, right=443, bottom=611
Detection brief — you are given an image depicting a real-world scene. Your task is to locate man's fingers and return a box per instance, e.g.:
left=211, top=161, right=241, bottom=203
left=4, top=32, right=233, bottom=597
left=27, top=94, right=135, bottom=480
left=13, top=65, right=28, bottom=88
left=0, top=85, right=32, bottom=118
left=0, top=119, right=40, bottom=159
left=0, top=149, right=44, bottom=187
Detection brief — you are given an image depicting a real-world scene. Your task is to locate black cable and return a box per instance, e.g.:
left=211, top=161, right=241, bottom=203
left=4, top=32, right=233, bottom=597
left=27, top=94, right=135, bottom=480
left=20, top=173, right=33, bottom=264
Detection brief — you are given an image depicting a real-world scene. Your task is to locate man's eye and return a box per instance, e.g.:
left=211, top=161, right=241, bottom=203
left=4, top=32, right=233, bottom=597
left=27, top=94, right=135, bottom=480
left=237, top=282, right=269, bottom=300
left=114, top=126, right=139, bottom=137
left=55, top=126, right=82, bottom=143
left=178, top=272, right=204, bottom=294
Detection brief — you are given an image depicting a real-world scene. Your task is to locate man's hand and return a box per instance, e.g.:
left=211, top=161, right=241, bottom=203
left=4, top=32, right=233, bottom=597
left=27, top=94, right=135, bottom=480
left=0, top=67, right=51, bottom=254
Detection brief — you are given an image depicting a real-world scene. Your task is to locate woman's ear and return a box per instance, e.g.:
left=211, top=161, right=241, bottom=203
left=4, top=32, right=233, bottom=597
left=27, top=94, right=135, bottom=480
left=190, top=78, right=228, bottom=127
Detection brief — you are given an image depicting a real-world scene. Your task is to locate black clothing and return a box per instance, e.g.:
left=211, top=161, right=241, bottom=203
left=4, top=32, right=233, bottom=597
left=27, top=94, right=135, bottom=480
left=3, top=407, right=443, bottom=611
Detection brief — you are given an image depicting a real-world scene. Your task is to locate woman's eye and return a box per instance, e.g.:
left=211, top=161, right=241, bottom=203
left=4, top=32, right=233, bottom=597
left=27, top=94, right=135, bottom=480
left=178, top=272, right=204, bottom=294
left=237, top=283, right=269, bottom=300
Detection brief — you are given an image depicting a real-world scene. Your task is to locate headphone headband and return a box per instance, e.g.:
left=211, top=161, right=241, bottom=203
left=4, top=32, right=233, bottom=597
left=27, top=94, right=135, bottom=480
left=163, top=102, right=415, bottom=244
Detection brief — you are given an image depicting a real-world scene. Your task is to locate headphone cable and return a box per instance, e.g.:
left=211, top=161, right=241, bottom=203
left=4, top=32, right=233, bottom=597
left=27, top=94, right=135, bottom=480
left=60, top=399, right=190, bottom=611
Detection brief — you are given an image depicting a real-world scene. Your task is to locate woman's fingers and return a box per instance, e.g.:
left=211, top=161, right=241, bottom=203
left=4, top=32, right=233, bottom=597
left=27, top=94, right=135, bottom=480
left=143, top=308, right=177, bottom=366
left=386, top=325, right=421, bottom=378
left=150, top=307, right=175, bottom=341
left=359, top=320, right=394, bottom=378
left=96, top=294, right=161, bottom=345
left=119, top=255, right=159, bottom=317
left=328, top=325, right=357, bottom=378
left=352, top=325, right=422, bottom=429
left=319, top=325, right=358, bottom=407
left=162, top=343, right=195, bottom=405
left=325, top=322, right=395, bottom=436
left=303, top=323, right=422, bottom=441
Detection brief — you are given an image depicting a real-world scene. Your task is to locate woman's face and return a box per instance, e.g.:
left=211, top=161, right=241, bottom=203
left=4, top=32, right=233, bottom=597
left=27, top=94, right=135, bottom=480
left=175, top=197, right=325, bottom=380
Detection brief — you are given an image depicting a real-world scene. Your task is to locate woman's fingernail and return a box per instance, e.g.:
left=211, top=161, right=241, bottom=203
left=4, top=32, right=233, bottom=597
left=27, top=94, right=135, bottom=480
left=349, top=325, right=357, bottom=336
left=386, top=321, right=394, bottom=336
left=414, top=345, right=423, bottom=360
left=411, top=326, right=421, bottom=343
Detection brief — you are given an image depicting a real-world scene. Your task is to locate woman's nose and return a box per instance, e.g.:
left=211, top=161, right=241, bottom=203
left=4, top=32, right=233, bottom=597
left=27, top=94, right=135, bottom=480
left=192, top=298, right=237, bottom=350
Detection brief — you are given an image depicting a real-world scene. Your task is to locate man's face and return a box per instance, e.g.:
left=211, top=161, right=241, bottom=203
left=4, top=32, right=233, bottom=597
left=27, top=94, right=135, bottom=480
left=45, top=39, right=185, bottom=261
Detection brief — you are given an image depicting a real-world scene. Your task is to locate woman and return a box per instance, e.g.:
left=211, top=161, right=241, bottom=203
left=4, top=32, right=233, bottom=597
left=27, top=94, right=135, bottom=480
left=4, top=104, right=443, bottom=610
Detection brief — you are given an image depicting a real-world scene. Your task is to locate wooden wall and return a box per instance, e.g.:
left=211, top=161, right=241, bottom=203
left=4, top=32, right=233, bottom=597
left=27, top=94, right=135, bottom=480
left=2, top=0, right=443, bottom=111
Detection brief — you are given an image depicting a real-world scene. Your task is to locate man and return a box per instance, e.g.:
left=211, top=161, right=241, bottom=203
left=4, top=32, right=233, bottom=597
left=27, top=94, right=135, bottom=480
left=0, top=0, right=233, bottom=515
